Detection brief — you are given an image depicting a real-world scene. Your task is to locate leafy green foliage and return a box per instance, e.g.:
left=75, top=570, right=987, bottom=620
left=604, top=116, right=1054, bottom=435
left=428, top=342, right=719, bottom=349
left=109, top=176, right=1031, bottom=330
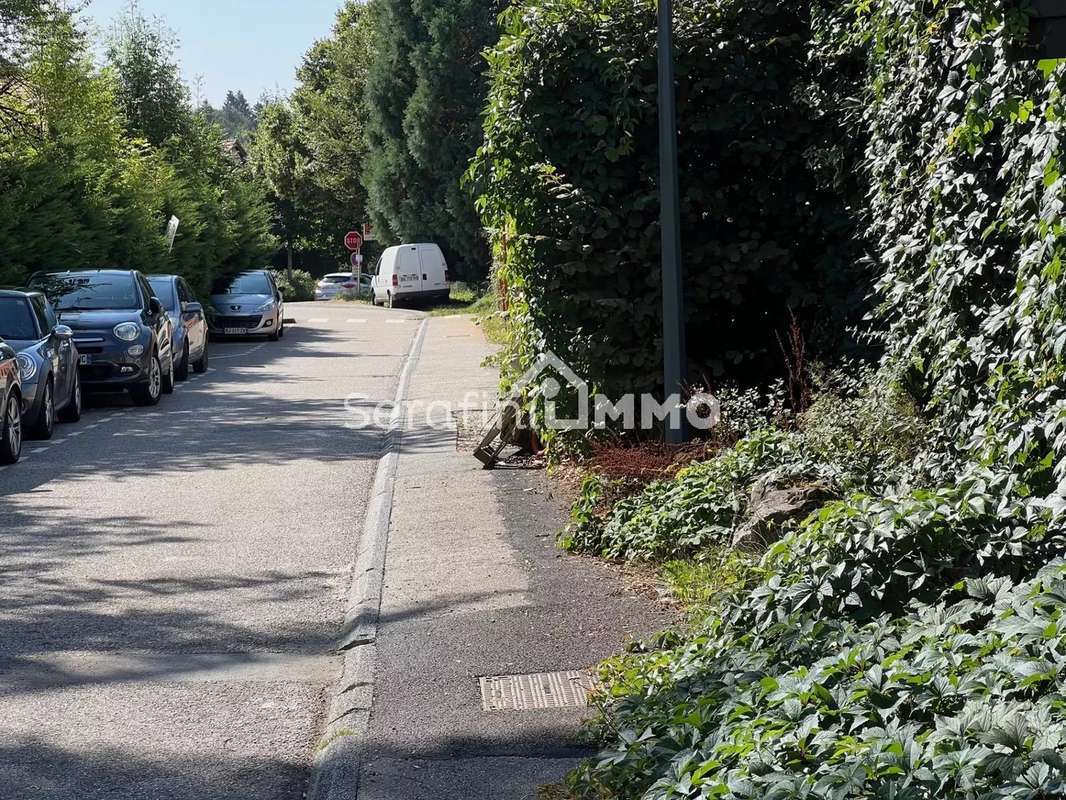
left=0, top=0, right=65, bottom=137
left=565, top=381, right=927, bottom=563
left=199, top=90, right=257, bottom=145
left=799, top=382, right=928, bottom=491
left=472, top=0, right=867, bottom=407
left=363, top=0, right=499, bottom=280
left=105, top=5, right=191, bottom=147
left=562, top=1, right=1066, bottom=797
left=271, top=268, right=316, bottom=302
left=564, top=431, right=800, bottom=561
left=249, top=2, right=376, bottom=267
left=250, top=101, right=310, bottom=261
left=0, top=8, right=274, bottom=294
left=290, top=1, right=374, bottom=256
left=576, top=560, right=1066, bottom=799
left=659, top=553, right=753, bottom=618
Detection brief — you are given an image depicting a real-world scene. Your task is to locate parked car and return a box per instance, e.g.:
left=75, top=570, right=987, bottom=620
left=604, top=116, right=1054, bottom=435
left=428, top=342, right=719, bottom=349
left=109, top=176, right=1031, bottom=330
left=29, top=270, right=175, bottom=406
left=0, top=337, right=21, bottom=464
left=209, top=270, right=285, bottom=340
left=315, top=272, right=373, bottom=301
left=0, top=290, right=82, bottom=439
left=371, top=243, right=450, bottom=308
left=148, top=274, right=209, bottom=380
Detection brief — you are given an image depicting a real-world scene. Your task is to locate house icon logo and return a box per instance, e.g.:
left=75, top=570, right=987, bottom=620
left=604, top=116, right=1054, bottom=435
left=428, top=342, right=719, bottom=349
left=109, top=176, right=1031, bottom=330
left=509, top=351, right=590, bottom=431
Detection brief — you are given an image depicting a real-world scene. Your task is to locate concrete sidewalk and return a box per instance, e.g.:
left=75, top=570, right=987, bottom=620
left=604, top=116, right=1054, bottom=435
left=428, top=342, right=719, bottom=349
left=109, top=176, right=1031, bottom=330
left=322, top=315, right=672, bottom=800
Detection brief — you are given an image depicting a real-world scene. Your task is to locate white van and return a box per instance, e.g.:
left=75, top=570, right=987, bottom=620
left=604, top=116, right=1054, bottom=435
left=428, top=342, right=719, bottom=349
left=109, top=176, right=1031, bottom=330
left=371, top=243, right=451, bottom=308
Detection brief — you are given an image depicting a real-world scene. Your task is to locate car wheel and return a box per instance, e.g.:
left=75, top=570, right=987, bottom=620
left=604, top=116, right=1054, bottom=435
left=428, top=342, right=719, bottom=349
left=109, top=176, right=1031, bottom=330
left=0, top=390, right=21, bottom=465
left=175, top=342, right=190, bottom=381
left=58, top=370, right=82, bottom=423
left=30, top=377, right=55, bottom=440
left=277, top=317, right=285, bottom=339
left=193, top=341, right=209, bottom=374
left=161, top=349, right=176, bottom=395
left=130, top=354, right=163, bottom=407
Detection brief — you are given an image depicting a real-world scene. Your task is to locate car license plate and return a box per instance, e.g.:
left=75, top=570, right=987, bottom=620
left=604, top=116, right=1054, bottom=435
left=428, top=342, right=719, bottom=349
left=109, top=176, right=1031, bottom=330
left=79, top=355, right=91, bottom=365
left=224, top=328, right=249, bottom=335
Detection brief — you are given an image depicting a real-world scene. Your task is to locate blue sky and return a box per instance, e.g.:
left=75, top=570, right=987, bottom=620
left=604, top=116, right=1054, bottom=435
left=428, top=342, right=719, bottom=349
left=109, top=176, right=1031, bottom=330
left=85, top=0, right=345, bottom=106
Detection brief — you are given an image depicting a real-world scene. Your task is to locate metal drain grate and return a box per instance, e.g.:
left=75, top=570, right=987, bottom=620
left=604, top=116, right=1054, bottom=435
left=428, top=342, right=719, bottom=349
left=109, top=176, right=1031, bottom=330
left=479, top=671, right=594, bottom=711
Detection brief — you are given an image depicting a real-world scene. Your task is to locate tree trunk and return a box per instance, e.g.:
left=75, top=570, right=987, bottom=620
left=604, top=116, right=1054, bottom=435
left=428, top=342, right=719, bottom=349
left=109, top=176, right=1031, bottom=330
left=286, top=243, right=294, bottom=283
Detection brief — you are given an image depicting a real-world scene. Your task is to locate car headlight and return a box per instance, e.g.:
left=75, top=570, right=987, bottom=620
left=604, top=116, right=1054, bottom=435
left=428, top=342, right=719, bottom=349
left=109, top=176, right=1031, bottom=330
left=114, top=322, right=141, bottom=342
left=16, top=353, right=37, bottom=382
left=255, top=300, right=275, bottom=312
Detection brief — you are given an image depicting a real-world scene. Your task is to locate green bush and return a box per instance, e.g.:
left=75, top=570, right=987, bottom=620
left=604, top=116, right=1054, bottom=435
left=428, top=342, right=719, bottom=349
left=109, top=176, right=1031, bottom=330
left=563, top=382, right=926, bottom=564
left=471, top=0, right=866, bottom=418
left=799, top=382, right=928, bottom=490
left=271, top=269, right=316, bottom=302
left=0, top=13, right=274, bottom=294
left=564, top=430, right=800, bottom=561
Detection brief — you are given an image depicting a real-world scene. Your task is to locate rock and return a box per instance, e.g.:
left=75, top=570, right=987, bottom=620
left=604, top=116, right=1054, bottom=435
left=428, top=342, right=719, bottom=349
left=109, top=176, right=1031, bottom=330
left=732, top=480, right=836, bottom=553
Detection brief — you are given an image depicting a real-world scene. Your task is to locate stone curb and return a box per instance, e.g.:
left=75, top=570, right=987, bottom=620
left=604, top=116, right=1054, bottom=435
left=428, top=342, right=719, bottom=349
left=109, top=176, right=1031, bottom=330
left=307, top=317, right=429, bottom=800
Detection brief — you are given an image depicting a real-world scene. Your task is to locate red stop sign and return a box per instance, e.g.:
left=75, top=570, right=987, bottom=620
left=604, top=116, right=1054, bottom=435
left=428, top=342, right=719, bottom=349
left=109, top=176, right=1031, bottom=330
left=344, top=231, right=363, bottom=252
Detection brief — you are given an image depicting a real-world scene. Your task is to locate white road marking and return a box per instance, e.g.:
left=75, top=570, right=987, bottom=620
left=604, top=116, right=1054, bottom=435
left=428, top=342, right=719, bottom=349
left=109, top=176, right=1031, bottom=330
left=211, top=343, right=266, bottom=361
left=386, top=319, right=408, bottom=325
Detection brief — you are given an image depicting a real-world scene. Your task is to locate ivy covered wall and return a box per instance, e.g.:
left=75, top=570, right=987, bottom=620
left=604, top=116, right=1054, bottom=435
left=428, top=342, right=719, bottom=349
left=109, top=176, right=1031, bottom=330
left=557, top=2, right=1066, bottom=797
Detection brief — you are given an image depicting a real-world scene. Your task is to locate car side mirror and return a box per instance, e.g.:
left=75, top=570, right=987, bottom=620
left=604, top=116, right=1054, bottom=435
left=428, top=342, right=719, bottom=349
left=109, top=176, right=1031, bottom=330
left=54, top=324, right=73, bottom=339
left=149, top=297, right=163, bottom=316
left=184, top=302, right=203, bottom=314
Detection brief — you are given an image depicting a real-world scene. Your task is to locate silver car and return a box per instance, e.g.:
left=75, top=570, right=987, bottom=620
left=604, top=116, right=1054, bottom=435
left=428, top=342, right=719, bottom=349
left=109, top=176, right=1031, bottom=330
left=315, top=273, right=372, bottom=301
left=209, top=271, right=286, bottom=341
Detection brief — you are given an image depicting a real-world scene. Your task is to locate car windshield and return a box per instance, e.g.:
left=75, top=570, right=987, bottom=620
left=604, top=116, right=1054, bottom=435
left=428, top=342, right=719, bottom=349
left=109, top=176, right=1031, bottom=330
left=212, top=272, right=272, bottom=296
left=148, top=279, right=177, bottom=310
left=35, top=274, right=140, bottom=311
left=0, top=297, right=39, bottom=340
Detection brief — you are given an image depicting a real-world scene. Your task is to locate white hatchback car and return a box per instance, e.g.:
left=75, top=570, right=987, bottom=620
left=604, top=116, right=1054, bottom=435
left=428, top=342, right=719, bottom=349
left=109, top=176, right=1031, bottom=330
left=315, top=273, right=372, bottom=301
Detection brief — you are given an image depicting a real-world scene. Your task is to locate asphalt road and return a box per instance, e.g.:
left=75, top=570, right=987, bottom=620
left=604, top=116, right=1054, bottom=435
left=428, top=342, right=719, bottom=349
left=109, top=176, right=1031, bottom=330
left=0, top=302, right=423, bottom=800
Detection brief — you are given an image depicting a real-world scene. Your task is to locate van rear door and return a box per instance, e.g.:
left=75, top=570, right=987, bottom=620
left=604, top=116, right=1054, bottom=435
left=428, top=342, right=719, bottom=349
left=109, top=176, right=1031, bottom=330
left=418, top=245, right=448, bottom=294
left=396, top=246, right=422, bottom=296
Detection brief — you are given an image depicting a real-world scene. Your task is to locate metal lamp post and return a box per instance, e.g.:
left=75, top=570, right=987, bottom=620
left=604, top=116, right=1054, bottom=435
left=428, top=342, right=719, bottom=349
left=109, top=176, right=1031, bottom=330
left=658, top=0, right=686, bottom=444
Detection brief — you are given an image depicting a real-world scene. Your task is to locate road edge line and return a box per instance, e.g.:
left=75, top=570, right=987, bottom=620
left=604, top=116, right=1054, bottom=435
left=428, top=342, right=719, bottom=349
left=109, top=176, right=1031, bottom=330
left=308, top=317, right=429, bottom=800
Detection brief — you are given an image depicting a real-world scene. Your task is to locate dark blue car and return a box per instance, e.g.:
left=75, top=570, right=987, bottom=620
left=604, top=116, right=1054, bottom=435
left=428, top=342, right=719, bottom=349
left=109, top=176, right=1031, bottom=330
left=29, top=270, right=175, bottom=406
left=148, top=275, right=209, bottom=380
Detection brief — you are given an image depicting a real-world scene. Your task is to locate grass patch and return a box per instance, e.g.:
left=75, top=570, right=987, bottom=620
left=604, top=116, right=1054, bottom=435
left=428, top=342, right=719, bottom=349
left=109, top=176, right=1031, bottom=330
left=470, top=291, right=509, bottom=344
left=659, top=551, right=754, bottom=618
left=425, top=282, right=481, bottom=317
